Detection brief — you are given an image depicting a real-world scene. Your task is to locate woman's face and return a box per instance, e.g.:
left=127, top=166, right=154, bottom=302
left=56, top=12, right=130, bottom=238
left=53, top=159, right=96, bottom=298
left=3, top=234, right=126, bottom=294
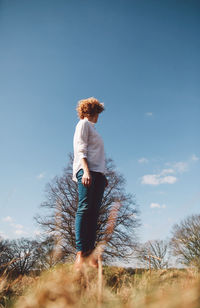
left=87, top=113, right=99, bottom=123
left=92, top=113, right=99, bottom=123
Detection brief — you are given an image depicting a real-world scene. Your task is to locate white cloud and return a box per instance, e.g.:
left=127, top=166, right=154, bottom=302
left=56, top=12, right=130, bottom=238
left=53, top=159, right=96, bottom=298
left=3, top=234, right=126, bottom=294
left=191, top=154, right=199, bottom=162
left=173, top=162, right=188, bottom=173
left=37, top=172, right=45, bottom=179
left=150, top=203, right=160, bottom=208
left=160, top=176, right=177, bottom=184
left=141, top=158, right=190, bottom=186
left=166, top=156, right=198, bottom=174
left=138, top=157, right=149, bottom=164
left=1, top=216, right=29, bottom=238
left=141, top=174, right=177, bottom=185
left=150, top=202, right=166, bottom=209
left=145, top=112, right=153, bottom=116
left=2, top=216, right=26, bottom=235
left=141, top=175, right=160, bottom=185
left=11, top=223, right=23, bottom=229
left=141, top=155, right=198, bottom=187
left=160, top=168, right=175, bottom=175
left=2, top=216, right=13, bottom=223
left=15, top=230, right=25, bottom=235
left=0, top=231, right=8, bottom=238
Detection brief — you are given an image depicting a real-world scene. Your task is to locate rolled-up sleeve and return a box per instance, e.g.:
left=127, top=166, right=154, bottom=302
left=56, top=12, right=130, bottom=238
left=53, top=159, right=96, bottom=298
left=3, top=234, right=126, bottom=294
left=75, top=121, right=89, bottom=159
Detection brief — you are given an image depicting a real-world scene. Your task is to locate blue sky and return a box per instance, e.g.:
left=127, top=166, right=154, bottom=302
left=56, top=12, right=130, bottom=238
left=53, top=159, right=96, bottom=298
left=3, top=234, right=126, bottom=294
left=0, top=0, right=199, bottom=245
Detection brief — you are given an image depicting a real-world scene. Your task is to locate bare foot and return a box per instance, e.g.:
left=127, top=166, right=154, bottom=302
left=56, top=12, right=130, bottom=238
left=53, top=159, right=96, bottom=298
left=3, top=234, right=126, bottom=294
left=74, top=251, right=86, bottom=271
left=87, top=251, right=100, bottom=269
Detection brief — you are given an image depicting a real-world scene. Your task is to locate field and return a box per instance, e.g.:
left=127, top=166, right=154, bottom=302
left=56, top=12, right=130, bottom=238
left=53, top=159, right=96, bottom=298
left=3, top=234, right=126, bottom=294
left=1, top=263, right=200, bottom=308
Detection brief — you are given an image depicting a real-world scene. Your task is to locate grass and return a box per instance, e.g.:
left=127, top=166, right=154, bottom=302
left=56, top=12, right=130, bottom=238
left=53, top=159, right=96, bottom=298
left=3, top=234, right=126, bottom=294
left=1, top=264, right=200, bottom=308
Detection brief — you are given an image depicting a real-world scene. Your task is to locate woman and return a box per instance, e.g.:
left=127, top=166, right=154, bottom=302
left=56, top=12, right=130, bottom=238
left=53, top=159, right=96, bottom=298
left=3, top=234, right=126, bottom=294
left=73, top=97, right=108, bottom=269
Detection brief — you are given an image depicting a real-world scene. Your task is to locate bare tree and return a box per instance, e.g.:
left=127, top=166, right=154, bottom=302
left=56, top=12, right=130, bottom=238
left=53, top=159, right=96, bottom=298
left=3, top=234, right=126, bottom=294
left=1, top=238, right=41, bottom=277
left=0, top=238, right=10, bottom=274
left=36, top=235, right=60, bottom=270
left=136, top=240, right=169, bottom=269
left=170, top=214, right=200, bottom=268
left=35, top=154, right=140, bottom=262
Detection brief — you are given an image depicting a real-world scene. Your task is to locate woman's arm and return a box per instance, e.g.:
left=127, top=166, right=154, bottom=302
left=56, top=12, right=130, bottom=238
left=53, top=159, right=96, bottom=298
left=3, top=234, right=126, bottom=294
left=75, top=121, right=91, bottom=187
left=81, top=157, right=92, bottom=187
left=81, top=158, right=109, bottom=188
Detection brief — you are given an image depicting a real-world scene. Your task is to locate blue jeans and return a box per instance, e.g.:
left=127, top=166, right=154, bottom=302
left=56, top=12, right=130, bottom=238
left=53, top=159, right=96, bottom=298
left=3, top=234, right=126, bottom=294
left=75, top=169, right=106, bottom=253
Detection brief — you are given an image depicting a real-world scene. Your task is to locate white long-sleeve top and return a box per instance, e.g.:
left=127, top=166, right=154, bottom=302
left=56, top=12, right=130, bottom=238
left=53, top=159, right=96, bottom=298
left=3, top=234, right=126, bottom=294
left=72, top=118, right=106, bottom=182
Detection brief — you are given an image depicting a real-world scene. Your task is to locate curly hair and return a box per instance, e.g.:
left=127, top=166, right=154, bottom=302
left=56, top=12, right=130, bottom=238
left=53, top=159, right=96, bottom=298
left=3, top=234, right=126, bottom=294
left=76, top=97, right=105, bottom=119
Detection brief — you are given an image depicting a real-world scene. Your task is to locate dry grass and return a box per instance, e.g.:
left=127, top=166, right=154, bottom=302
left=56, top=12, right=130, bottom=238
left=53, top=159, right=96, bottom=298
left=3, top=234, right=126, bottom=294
left=1, top=264, right=200, bottom=308
left=115, top=268, right=200, bottom=308
left=0, top=274, right=35, bottom=308
left=14, top=264, right=118, bottom=308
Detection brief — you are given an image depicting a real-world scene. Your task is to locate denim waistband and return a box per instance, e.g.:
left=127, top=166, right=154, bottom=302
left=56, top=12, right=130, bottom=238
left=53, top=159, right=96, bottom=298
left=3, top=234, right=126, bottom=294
left=76, top=168, right=104, bottom=178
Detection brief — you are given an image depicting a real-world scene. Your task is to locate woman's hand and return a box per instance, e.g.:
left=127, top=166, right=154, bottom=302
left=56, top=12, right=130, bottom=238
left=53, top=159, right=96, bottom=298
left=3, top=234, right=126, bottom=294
left=82, top=171, right=92, bottom=187
left=81, top=158, right=92, bottom=187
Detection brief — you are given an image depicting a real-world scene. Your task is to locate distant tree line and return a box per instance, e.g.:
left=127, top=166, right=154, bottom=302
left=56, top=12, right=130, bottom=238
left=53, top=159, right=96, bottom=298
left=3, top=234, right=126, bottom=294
left=1, top=211, right=200, bottom=278
left=0, top=236, right=57, bottom=278
left=1, top=214, right=200, bottom=277
left=135, top=214, right=200, bottom=269
left=1, top=154, right=200, bottom=276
